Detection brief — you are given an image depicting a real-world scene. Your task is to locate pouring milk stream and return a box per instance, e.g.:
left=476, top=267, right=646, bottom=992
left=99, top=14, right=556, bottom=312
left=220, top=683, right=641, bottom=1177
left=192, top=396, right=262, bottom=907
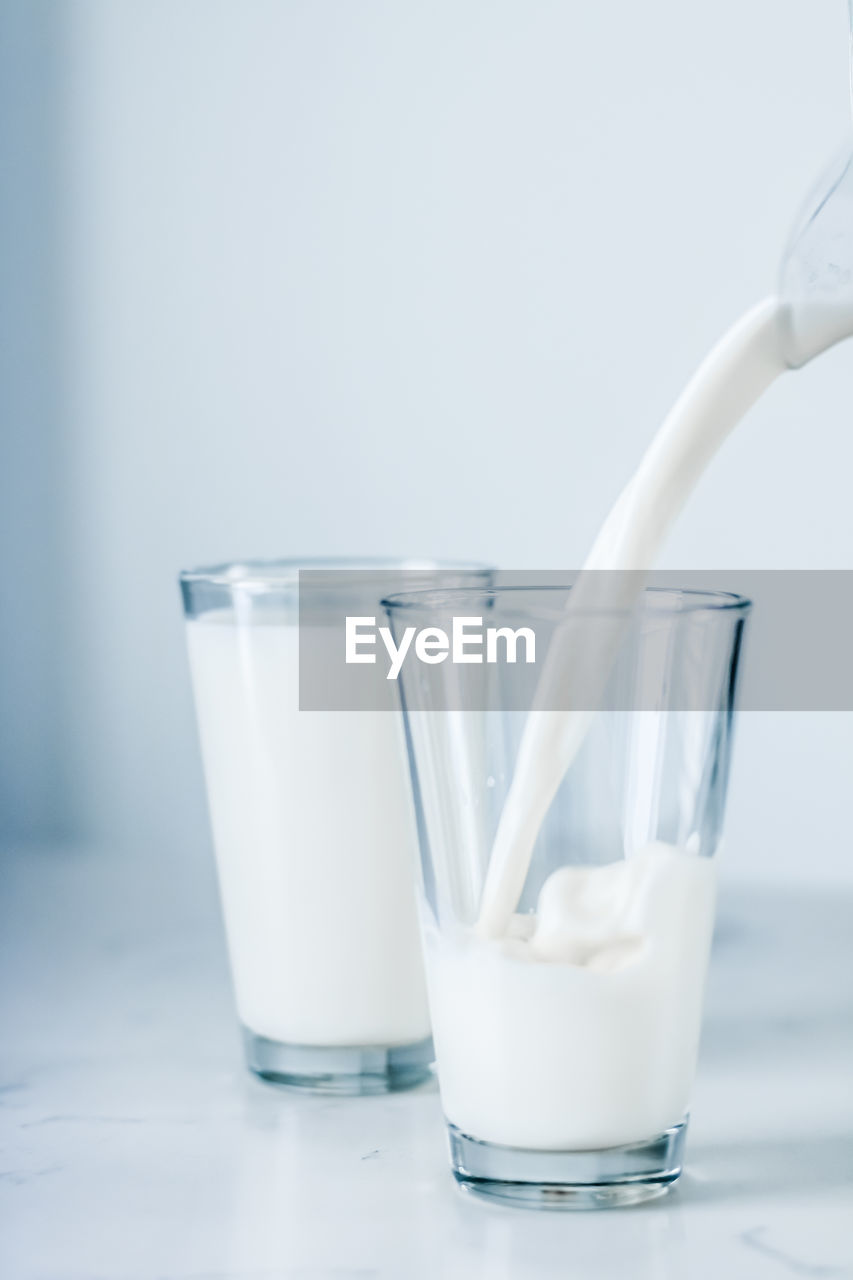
left=411, top=21, right=853, bottom=1161
left=477, top=158, right=853, bottom=941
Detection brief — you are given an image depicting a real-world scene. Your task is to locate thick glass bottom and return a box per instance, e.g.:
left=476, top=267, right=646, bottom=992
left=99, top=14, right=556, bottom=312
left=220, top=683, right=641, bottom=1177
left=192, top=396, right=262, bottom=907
left=242, top=1026, right=434, bottom=1095
left=447, top=1119, right=687, bottom=1210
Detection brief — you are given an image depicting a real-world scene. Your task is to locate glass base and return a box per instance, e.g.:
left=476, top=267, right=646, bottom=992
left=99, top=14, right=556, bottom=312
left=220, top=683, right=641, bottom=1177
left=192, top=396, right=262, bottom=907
left=447, top=1119, right=687, bottom=1210
left=242, top=1026, right=434, bottom=1095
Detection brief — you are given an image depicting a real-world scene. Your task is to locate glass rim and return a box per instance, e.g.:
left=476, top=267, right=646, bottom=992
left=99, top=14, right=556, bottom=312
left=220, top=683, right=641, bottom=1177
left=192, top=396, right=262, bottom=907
left=179, top=556, right=492, bottom=591
left=382, top=584, right=753, bottom=621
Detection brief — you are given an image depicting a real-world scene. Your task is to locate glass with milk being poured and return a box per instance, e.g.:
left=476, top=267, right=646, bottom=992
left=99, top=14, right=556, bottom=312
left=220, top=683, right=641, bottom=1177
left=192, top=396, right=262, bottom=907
left=180, top=559, right=490, bottom=1093
left=386, top=582, right=750, bottom=1206
left=384, top=111, right=853, bottom=1197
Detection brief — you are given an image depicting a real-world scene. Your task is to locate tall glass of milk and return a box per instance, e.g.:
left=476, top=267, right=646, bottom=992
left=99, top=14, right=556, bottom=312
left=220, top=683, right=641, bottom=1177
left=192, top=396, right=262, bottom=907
left=180, top=558, right=489, bottom=1093
left=384, top=582, right=750, bottom=1203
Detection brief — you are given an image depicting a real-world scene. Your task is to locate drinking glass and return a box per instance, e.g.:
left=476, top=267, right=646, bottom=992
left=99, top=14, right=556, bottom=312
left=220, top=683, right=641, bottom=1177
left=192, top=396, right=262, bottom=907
left=384, top=583, right=750, bottom=1203
left=180, top=558, right=488, bottom=1093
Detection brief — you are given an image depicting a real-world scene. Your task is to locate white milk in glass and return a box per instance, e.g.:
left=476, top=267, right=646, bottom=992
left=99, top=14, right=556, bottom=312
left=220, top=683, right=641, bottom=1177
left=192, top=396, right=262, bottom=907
left=428, top=845, right=716, bottom=1149
left=186, top=611, right=430, bottom=1049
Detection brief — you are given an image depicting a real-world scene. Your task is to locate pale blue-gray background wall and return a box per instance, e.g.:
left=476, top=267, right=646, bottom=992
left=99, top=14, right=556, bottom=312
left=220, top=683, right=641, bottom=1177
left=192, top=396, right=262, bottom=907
left=2, top=0, right=851, bottom=882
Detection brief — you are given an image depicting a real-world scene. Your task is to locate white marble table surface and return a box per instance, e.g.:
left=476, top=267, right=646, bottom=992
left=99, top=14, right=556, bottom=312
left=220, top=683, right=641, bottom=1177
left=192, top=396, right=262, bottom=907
left=1, top=844, right=851, bottom=1280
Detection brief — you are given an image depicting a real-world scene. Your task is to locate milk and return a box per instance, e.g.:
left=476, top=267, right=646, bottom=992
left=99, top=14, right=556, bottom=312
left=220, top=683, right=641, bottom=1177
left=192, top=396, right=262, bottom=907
left=478, top=299, right=788, bottom=939
left=429, top=846, right=715, bottom=1150
left=429, top=290, right=851, bottom=1152
left=481, top=259, right=853, bottom=936
left=186, top=612, right=430, bottom=1047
